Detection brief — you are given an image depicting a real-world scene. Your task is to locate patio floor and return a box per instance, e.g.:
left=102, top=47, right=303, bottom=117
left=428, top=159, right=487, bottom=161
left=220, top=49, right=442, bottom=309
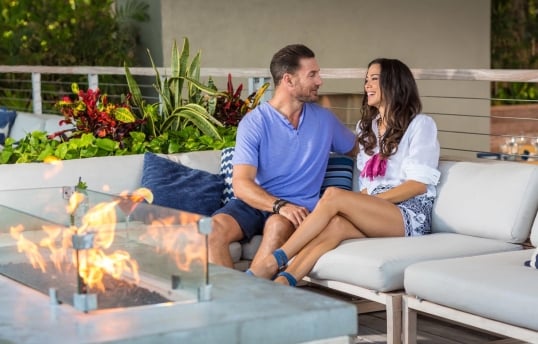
left=299, top=284, right=528, bottom=344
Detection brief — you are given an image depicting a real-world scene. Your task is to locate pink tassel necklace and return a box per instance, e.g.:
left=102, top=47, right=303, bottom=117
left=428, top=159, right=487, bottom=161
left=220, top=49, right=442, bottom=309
left=360, top=117, right=388, bottom=181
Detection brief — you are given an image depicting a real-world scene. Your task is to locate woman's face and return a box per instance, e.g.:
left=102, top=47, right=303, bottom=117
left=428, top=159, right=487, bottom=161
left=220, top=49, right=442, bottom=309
left=364, top=63, right=383, bottom=110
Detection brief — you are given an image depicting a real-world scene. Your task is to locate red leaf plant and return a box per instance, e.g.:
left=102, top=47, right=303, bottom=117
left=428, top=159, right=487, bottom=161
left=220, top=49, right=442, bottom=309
left=54, top=84, right=144, bottom=145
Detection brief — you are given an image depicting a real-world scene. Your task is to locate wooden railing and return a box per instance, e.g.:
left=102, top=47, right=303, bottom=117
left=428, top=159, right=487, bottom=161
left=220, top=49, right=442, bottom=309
left=1, top=65, right=538, bottom=161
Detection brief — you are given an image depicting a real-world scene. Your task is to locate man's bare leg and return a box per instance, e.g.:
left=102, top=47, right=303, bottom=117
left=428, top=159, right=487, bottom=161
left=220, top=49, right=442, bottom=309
left=248, top=215, right=294, bottom=278
left=208, top=213, right=244, bottom=268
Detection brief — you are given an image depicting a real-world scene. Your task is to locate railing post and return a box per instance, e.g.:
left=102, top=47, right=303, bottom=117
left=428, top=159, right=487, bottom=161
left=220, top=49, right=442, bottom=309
left=248, top=77, right=272, bottom=102
left=31, top=72, right=42, bottom=115
left=88, top=74, right=99, bottom=90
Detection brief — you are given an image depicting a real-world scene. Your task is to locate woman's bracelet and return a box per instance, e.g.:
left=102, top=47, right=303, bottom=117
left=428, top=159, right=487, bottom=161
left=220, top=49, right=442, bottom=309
left=272, top=199, right=289, bottom=214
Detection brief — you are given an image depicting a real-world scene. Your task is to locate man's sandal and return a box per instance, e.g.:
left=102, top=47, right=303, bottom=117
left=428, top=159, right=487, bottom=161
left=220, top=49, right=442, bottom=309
left=245, top=248, right=289, bottom=278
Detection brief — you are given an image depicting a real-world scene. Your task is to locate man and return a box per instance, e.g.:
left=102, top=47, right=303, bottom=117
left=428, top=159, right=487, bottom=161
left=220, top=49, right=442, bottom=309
left=209, top=44, right=357, bottom=269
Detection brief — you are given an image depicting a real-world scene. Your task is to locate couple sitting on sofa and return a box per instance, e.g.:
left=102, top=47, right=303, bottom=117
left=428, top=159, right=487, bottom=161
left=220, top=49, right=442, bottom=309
left=207, top=43, right=441, bottom=287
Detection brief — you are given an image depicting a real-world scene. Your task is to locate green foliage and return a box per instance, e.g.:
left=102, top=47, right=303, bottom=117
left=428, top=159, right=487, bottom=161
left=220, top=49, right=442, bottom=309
left=0, top=126, right=236, bottom=164
left=125, top=37, right=226, bottom=141
left=0, top=34, right=266, bottom=164
left=0, top=0, right=147, bottom=66
left=491, top=0, right=538, bottom=103
left=0, top=0, right=149, bottom=112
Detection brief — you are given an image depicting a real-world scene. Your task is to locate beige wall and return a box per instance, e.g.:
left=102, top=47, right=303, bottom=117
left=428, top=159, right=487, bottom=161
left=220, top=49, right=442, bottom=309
left=142, top=0, right=491, bottom=160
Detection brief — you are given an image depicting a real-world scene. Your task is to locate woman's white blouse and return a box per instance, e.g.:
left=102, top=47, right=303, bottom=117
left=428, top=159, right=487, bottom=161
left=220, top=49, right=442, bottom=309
left=356, top=114, right=441, bottom=197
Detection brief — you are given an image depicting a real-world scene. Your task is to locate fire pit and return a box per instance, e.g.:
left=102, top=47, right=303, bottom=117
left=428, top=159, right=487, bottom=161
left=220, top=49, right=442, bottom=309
left=0, top=187, right=357, bottom=343
left=0, top=187, right=211, bottom=312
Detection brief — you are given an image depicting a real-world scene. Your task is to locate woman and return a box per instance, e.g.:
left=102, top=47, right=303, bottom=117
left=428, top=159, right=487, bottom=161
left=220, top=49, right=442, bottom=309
left=247, top=58, right=441, bottom=286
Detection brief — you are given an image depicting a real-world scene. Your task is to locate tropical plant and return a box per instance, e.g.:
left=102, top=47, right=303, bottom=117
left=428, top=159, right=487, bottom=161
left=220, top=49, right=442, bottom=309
left=125, top=37, right=226, bottom=140
left=54, top=83, right=144, bottom=146
left=212, top=74, right=270, bottom=126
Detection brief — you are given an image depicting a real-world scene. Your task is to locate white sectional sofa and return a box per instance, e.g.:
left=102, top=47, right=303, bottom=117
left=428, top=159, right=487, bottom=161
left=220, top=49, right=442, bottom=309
left=304, top=159, right=538, bottom=343
left=403, top=213, right=538, bottom=343
left=1, top=150, right=537, bottom=343
left=7, top=111, right=72, bottom=143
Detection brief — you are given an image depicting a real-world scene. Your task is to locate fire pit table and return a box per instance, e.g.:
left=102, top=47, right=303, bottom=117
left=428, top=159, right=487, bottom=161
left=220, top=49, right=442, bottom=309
left=0, top=187, right=357, bottom=343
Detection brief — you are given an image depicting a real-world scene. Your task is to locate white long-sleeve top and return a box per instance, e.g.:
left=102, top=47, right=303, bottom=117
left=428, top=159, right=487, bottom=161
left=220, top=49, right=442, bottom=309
left=356, top=114, right=441, bottom=198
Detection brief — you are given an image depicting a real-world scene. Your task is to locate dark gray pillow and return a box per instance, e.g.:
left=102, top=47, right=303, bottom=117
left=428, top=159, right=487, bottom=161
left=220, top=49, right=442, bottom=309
left=141, top=152, right=224, bottom=216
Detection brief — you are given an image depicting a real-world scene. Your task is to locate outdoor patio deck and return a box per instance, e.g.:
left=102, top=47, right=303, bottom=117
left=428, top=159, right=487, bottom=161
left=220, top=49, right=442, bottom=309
left=300, top=284, right=528, bottom=344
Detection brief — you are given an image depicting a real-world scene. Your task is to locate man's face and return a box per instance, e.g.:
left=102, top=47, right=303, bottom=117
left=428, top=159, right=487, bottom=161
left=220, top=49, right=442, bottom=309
left=288, top=57, right=323, bottom=102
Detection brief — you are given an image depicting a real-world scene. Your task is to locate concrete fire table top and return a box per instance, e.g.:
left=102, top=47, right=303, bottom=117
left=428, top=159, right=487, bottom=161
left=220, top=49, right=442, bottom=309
left=0, top=264, right=357, bottom=343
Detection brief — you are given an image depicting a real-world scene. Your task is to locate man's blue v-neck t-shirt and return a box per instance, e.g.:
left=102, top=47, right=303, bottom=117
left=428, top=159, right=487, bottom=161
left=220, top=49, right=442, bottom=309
left=232, top=101, right=355, bottom=211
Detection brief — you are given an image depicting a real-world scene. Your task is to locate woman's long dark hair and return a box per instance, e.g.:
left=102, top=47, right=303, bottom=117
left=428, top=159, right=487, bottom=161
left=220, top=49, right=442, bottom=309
left=357, top=58, right=422, bottom=157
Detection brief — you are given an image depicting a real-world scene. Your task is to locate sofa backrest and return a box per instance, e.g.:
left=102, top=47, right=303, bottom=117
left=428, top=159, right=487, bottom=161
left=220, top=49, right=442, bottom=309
left=9, top=112, right=74, bottom=142
left=432, top=160, right=538, bottom=243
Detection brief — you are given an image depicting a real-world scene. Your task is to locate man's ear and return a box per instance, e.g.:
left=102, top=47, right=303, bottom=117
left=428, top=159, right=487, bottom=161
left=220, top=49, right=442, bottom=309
left=283, top=73, right=294, bottom=87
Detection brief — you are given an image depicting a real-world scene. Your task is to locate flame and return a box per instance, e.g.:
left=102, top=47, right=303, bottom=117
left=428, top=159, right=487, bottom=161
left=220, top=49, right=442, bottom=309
left=73, top=199, right=141, bottom=291
left=141, top=213, right=205, bottom=271
left=10, top=224, right=47, bottom=273
left=11, top=187, right=206, bottom=296
left=40, top=225, right=72, bottom=271
left=66, top=191, right=86, bottom=216
left=12, top=193, right=140, bottom=293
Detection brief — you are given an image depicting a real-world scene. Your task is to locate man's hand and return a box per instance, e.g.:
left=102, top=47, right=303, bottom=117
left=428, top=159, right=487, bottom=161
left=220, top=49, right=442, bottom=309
left=277, top=203, right=309, bottom=228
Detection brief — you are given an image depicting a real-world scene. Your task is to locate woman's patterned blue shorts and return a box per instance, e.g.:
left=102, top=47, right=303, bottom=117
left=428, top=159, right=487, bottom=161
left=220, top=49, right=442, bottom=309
left=372, top=185, right=435, bottom=237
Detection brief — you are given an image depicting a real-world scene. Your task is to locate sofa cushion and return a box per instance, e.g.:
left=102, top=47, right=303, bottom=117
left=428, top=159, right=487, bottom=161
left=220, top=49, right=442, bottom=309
left=404, top=249, right=538, bottom=331
left=219, top=147, right=235, bottom=205
left=321, top=155, right=354, bottom=195
left=9, top=112, right=47, bottom=141
left=43, top=114, right=74, bottom=135
left=309, top=232, right=520, bottom=292
left=0, top=108, right=17, bottom=144
left=141, top=152, right=225, bottom=216
left=433, top=161, right=538, bottom=243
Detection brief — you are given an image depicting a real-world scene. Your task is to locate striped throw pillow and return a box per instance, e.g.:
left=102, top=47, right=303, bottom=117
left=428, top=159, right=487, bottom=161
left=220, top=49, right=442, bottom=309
left=219, top=147, right=235, bottom=205
left=320, top=155, right=354, bottom=195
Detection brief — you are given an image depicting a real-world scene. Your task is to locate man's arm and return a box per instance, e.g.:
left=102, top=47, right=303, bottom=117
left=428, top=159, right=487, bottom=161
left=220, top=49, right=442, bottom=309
left=232, top=164, right=275, bottom=212
left=346, top=138, right=360, bottom=157
left=232, top=164, right=309, bottom=227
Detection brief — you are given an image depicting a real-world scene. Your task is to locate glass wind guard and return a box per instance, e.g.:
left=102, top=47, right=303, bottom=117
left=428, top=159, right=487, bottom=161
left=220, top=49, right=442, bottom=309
left=0, top=187, right=208, bottom=311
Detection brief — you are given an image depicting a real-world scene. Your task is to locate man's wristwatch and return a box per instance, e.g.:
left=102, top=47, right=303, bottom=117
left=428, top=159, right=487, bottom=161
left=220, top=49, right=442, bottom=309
left=272, top=199, right=289, bottom=214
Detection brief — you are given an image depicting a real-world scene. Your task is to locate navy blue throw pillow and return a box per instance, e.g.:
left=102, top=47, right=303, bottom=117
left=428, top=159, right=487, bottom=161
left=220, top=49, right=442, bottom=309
left=0, top=108, right=17, bottom=145
left=141, top=152, right=225, bottom=216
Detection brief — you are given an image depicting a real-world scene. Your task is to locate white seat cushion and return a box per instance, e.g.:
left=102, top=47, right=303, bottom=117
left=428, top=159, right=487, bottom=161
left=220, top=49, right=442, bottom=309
left=309, top=233, right=520, bottom=292
left=404, top=249, right=538, bottom=331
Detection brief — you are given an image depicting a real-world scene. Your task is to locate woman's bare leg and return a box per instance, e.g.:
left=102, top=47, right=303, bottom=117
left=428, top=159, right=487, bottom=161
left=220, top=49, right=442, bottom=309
left=274, top=215, right=364, bottom=285
left=249, top=187, right=405, bottom=278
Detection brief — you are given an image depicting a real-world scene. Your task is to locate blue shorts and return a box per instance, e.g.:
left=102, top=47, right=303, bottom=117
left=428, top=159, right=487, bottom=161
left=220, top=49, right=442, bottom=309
left=212, top=198, right=272, bottom=241
left=372, top=185, right=435, bottom=237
